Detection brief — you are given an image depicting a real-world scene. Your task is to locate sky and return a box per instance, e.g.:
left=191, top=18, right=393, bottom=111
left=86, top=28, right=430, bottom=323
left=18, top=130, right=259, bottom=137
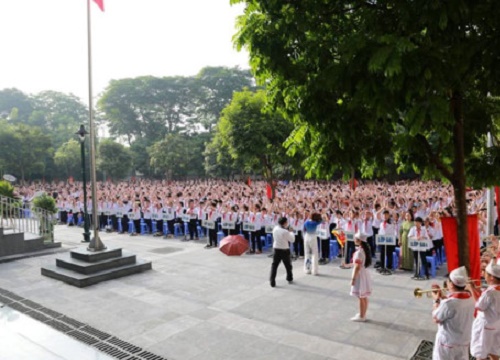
left=0, top=0, right=250, bottom=104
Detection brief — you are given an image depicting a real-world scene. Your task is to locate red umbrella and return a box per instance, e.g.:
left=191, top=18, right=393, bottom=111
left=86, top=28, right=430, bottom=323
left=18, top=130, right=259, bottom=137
left=219, top=235, right=249, bottom=256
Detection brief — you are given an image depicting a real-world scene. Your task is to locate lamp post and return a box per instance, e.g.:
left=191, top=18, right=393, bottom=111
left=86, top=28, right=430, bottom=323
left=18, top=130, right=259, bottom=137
left=76, top=125, right=91, bottom=243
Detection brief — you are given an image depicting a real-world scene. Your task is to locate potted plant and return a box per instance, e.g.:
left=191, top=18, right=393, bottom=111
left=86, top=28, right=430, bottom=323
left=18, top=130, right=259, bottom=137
left=32, top=194, right=58, bottom=241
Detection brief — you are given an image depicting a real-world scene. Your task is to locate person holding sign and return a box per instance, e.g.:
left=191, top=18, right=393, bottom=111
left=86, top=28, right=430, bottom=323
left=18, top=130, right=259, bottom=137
left=377, top=210, right=396, bottom=274
left=303, top=213, right=323, bottom=275
left=347, top=231, right=372, bottom=322
left=269, top=217, right=295, bottom=287
left=408, top=217, right=431, bottom=280
left=204, top=201, right=219, bottom=249
left=186, top=199, right=199, bottom=241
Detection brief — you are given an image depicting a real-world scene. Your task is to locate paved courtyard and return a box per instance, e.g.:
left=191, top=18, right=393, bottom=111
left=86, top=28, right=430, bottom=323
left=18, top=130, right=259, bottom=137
left=0, top=225, right=441, bottom=359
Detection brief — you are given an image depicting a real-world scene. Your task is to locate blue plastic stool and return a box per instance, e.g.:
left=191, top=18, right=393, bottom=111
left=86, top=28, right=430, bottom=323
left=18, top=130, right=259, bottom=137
left=163, top=222, right=168, bottom=236
left=266, top=234, right=273, bottom=248
left=260, top=236, right=269, bottom=250
left=217, top=231, right=225, bottom=246
left=420, top=255, right=437, bottom=278
left=197, top=225, right=204, bottom=238
left=174, top=223, right=181, bottom=237
left=67, top=214, right=74, bottom=225
left=128, top=220, right=136, bottom=234
left=441, top=246, right=447, bottom=264
left=184, top=222, right=189, bottom=236
left=23, top=209, right=31, bottom=218
left=392, top=252, right=399, bottom=270
left=140, top=219, right=148, bottom=235
left=329, top=240, right=339, bottom=260
left=118, top=219, right=123, bottom=233
left=152, top=220, right=158, bottom=234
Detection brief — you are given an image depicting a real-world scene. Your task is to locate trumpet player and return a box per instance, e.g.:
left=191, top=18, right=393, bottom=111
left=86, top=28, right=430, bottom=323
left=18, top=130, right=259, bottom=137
left=470, top=259, right=500, bottom=360
left=431, top=266, right=475, bottom=360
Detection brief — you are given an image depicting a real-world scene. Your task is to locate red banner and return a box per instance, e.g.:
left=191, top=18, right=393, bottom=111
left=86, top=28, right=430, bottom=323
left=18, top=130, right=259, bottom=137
left=266, top=183, right=272, bottom=200
left=441, top=214, right=481, bottom=281
left=495, top=186, right=500, bottom=228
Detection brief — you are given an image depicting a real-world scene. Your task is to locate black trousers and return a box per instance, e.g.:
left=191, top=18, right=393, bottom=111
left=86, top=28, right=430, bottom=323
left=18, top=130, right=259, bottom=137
left=188, top=219, right=198, bottom=239
left=413, top=250, right=430, bottom=277
left=371, top=227, right=379, bottom=257
left=251, top=229, right=262, bottom=251
left=293, top=231, right=304, bottom=257
left=208, top=228, right=217, bottom=247
left=270, top=249, right=293, bottom=282
left=380, top=244, right=395, bottom=269
left=120, top=215, right=129, bottom=233
left=156, top=219, right=163, bottom=234
left=320, top=239, right=330, bottom=260
left=166, top=220, right=175, bottom=235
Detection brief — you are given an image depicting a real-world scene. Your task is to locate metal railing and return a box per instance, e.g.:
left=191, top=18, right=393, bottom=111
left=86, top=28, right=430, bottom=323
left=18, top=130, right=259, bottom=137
left=0, top=195, right=55, bottom=243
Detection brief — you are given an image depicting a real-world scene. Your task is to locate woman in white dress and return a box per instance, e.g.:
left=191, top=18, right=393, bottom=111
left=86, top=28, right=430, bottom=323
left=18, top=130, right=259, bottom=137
left=349, top=231, right=373, bottom=322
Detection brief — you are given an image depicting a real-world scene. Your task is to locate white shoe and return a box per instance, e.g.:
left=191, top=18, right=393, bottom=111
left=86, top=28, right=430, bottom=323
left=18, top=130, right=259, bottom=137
left=350, top=314, right=366, bottom=322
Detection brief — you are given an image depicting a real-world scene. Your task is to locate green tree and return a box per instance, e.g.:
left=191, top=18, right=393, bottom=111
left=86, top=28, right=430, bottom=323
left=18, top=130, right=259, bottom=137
left=97, top=139, right=132, bottom=180
left=195, top=66, right=255, bottom=132
left=149, top=133, right=207, bottom=180
left=28, top=91, right=88, bottom=149
left=0, top=88, right=34, bottom=123
left=212, top=89, right=294, bottom=197
left=98, top=76, right=197, bottom=143
left=0, top=123, right=53, bottom=182
left=54, top=139, right=82, bottom=179
left=232, top=0, right=500, bottom=268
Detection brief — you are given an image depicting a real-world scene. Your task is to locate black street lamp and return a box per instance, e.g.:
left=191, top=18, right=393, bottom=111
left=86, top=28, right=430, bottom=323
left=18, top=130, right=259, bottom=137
left=76, top=124, right=91, bottom=243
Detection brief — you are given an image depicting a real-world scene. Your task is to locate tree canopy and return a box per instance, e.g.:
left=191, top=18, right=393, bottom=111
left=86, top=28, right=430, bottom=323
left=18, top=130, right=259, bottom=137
left=232, top=0, right=500, bottom=267
left=211, top=89, right=296, bottom=193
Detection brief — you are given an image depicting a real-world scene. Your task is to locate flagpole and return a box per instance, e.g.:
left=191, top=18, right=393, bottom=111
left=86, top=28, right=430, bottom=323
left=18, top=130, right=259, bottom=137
left=87, top=0, right=106, bottom=251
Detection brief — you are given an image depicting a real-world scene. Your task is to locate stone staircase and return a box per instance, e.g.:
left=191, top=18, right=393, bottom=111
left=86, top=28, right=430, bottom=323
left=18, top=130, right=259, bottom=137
left=0, top=227, right=61, bottom=259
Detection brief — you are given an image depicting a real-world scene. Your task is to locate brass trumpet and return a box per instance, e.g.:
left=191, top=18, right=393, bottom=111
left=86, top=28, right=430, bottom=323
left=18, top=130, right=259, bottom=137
left=414, top=287, right=446, bottom=299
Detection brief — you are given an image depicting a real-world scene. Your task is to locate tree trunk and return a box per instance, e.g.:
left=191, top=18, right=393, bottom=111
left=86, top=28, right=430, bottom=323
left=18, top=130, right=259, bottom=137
left=451, top=91, right=470, bottom=272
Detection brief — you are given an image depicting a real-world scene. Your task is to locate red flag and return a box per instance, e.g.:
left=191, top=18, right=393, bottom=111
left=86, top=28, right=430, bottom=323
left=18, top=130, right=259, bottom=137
left=93, top=0, right=104, bottom=11
left=441, top=214, right=481, bottom=281
left=245, top=177, right=252, bottom=187
left=266, top=183, right=273, bottom=200
left=332, top=230, right=346, bottom=248
left=495, top=186, right=500, bottom=228
left=349, top=178, right=358, bottom=191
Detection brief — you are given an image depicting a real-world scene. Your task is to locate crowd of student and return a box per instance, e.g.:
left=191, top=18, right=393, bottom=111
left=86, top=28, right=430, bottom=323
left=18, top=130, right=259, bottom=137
left=18, top=179, right=497, bottom=269
left=16, top=178, right=500, bottom=359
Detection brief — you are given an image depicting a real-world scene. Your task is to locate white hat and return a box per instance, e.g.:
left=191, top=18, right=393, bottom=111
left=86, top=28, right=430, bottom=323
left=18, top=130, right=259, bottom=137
left=354, top=231, right=367, bottom=242
left=449, top=266, right=468, bottom=287
left=485, top=259, right=500, bottom=278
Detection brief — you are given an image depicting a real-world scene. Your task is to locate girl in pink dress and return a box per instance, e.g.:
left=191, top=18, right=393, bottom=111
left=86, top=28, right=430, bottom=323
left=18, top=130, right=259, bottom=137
left=349, top=231, right=373, bottom=322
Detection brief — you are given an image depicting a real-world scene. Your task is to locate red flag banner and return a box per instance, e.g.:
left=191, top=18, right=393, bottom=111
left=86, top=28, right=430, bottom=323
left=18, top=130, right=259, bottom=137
left=441, top=214, right=481, bottom=281
left=495, top=186, right=500, bottom=228
left=93, top=0, right=104, bottom=11
left=266, top=183, right=272, bottom=200
left=349, top=178, right=358, bottom=191
left=332, top=230, right=346, bottom=248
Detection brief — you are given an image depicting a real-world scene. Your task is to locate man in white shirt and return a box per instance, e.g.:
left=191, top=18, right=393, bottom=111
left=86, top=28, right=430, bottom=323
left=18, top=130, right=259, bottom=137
left=269, top=217, right=295, bottom=287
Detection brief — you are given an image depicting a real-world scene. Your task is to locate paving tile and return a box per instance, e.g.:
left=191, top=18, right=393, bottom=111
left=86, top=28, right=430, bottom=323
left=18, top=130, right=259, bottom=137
left=0, top=225, right=439, bottom=359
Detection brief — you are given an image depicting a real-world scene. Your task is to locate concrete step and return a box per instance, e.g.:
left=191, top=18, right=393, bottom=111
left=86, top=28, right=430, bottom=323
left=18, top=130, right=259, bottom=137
left=41, top=259, right=152, bottom=288
left=56, top=252, right=137, bottom=275
left=70, top=247, right=122, bottom=263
